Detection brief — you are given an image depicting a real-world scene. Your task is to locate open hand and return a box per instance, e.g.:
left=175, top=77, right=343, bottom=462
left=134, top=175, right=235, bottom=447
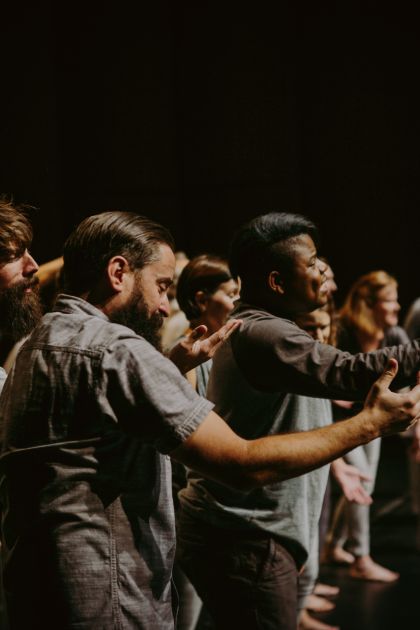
left=168, top=319, right=242, bottom=374
left=364, top=358, right=420, bottom=437
left=331, top=458, right=372, bottom=505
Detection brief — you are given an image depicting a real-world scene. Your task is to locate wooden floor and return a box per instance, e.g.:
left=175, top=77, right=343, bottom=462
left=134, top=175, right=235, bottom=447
left=196, top=435, right=420, bottom=629
left=317, top=435, right=420, bottom=629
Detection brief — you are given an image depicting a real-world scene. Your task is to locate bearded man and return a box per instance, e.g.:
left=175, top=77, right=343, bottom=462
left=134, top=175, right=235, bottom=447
left=0, top=199, right=42, bottom=388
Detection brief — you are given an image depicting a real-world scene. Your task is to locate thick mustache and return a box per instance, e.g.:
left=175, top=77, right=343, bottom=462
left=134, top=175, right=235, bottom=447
left=22, top=276, right=40, bottom=289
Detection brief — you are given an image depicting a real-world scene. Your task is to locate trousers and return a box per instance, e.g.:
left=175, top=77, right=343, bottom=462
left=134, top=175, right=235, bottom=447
left=176, top=511, right=299, bottom=630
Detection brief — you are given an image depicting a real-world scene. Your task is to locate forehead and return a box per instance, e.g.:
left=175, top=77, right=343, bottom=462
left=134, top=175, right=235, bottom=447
left=376, top=283, right=397, bottom=300
left=217, top=278, right=238, bottom=291
left=288, top=234, right=317, bottom=260
left=144, top=243, right=176, bottom=277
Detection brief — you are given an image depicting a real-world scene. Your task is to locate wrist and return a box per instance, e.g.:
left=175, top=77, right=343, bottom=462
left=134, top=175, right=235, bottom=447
left=352, top=408, right=382, bottom=443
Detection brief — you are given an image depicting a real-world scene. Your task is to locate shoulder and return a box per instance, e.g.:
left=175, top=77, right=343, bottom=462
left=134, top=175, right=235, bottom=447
left=232, top=303, right=302, bottom=348
left=383, top=326, right=410, bottom=346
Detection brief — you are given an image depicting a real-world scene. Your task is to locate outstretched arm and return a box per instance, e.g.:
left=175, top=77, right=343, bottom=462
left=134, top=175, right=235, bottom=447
left=172, top=359, right=420, bottom=491
left=233, top=316, right=420, bottom=398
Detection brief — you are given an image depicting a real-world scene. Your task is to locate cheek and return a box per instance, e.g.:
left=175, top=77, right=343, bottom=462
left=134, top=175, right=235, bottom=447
left=309, top=270, right=323, bottom=293
left=209, top=296, right=234, bottom=323
left=0, top=268, right=18, bottom=289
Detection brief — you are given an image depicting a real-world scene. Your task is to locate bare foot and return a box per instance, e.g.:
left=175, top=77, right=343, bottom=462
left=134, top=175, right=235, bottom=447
left=298, top=609, right=339, bottom=630
left=322, top=545, right=355, bottom=565
left=314, top=583, right=340, bottom=597
left=305, top=594, right=335, bottom=612
left=349, top=555, right=399, bottom=582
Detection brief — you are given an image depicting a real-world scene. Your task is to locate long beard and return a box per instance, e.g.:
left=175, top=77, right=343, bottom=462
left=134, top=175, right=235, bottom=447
left=0, top=278, right=43, bottom=342
left=111, top=290, right=164, bottom=352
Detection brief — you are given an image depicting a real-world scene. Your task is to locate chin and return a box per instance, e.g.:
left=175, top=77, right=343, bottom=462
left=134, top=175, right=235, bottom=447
left=316, top=294, right=329, bottom=307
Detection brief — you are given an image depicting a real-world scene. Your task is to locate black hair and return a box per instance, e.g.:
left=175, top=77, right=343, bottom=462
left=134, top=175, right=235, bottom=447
left=229, top=212, right=318, bottom=297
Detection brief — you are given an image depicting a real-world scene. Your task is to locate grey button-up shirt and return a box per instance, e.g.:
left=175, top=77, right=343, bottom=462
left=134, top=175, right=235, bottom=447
left=0, top=295, right=212, bottom=629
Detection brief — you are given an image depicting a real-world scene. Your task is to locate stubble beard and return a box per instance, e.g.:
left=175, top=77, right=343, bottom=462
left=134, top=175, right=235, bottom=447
left=0, top=278, right=43, bottom=342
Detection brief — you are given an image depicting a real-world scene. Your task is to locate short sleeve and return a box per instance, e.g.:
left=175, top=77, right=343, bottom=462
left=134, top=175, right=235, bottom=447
left=102, top=336, right=213, bottom=453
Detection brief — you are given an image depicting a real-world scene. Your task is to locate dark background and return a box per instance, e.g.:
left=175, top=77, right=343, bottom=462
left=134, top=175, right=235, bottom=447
left=1, top=1, right=419, bottom=312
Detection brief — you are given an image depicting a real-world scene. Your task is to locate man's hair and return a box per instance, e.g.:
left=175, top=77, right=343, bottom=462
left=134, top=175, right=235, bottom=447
left=63, top=211, right=175, bottom=294
left=177, top=254, right=233, bottom=321
left=229, top=212, right=318, bottom=297
left=0, top=197, right=33, bottom=264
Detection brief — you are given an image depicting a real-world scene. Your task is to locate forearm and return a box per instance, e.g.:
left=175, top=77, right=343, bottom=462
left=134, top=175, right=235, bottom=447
left=172, top=408, right=380, bottom=493
left=239, top=409, right=378, bottom=487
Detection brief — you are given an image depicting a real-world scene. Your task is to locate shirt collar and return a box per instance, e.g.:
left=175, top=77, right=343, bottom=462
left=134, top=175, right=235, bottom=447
left=53, top=294, right=109, bottom=321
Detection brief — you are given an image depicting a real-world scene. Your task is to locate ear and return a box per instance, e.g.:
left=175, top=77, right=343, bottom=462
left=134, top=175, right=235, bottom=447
left=106, top=256, right=131, bottom=293
left=194, top=290, right=208, bottom=313
left=268, top=271, right=285, bottom=295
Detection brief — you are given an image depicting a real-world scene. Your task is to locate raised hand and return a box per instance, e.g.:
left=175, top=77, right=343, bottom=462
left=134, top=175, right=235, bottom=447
left=168, top=319, right=242, bottom=374
left=364, top=358, right=420, bottom=437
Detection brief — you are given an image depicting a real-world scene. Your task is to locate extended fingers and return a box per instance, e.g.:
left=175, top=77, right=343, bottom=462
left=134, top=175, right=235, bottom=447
left=353, top=490, right=373, bottom=506
left=357, top=471, right=373, bottom=483
left=217, top=319, right=242, bottom=342
left=373, top=358, right=399, bottom=393
left=189, top=324, right=208, bottom=341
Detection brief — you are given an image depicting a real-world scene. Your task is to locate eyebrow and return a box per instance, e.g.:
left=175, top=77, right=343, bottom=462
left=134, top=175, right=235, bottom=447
left=158, top=276, right=173, bottom=286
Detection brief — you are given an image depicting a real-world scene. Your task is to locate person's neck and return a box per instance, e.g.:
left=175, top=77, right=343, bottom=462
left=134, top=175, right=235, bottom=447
left=241, top=292, right=289, bottom=318
left=357, top=329, right=384, bottom=352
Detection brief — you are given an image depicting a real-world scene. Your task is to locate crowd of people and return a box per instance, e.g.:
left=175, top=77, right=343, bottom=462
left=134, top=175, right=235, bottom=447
left=0, top=198, right=419, bottom=630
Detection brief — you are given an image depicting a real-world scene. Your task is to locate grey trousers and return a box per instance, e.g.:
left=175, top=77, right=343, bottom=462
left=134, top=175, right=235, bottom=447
left=328, top=438, right=381, bottom=557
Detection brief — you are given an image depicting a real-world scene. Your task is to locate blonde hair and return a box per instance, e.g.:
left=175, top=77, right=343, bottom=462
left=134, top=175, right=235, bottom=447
left=340, top=270, right=397, bottom=339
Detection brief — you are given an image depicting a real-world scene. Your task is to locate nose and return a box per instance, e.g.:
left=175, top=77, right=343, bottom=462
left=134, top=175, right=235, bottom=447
left=315, top=328, right=324, bottom=342
left=159, top=294, right=170, bottom=318
left=317, top=258, right=328, bottom=284
left=23, top=251, right=39, bottom=277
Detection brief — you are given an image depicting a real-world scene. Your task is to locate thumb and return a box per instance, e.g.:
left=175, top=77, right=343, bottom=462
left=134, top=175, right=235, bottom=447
left=374, top=358, right=399, bottom=391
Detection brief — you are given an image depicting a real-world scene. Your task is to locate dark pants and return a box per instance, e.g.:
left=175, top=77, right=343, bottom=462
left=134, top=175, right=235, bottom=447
left=176, top=511, right=298, bottom=630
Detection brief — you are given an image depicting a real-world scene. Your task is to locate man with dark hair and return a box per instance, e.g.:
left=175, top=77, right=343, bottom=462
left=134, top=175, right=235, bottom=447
left=0, top=211, right=419, bottom=629
left=0, top=199, right=42, bottom=384
left=177, top=211, right=420, bottom=629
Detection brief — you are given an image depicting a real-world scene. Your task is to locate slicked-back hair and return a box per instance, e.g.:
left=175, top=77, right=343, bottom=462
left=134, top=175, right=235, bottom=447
left=177, top=254, right=233, bottom=321
left=63, top=211, right=175, bottom=295
left=229, top=212, right=318, bottom=297
left=0, top=198, right=33, bottom=264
